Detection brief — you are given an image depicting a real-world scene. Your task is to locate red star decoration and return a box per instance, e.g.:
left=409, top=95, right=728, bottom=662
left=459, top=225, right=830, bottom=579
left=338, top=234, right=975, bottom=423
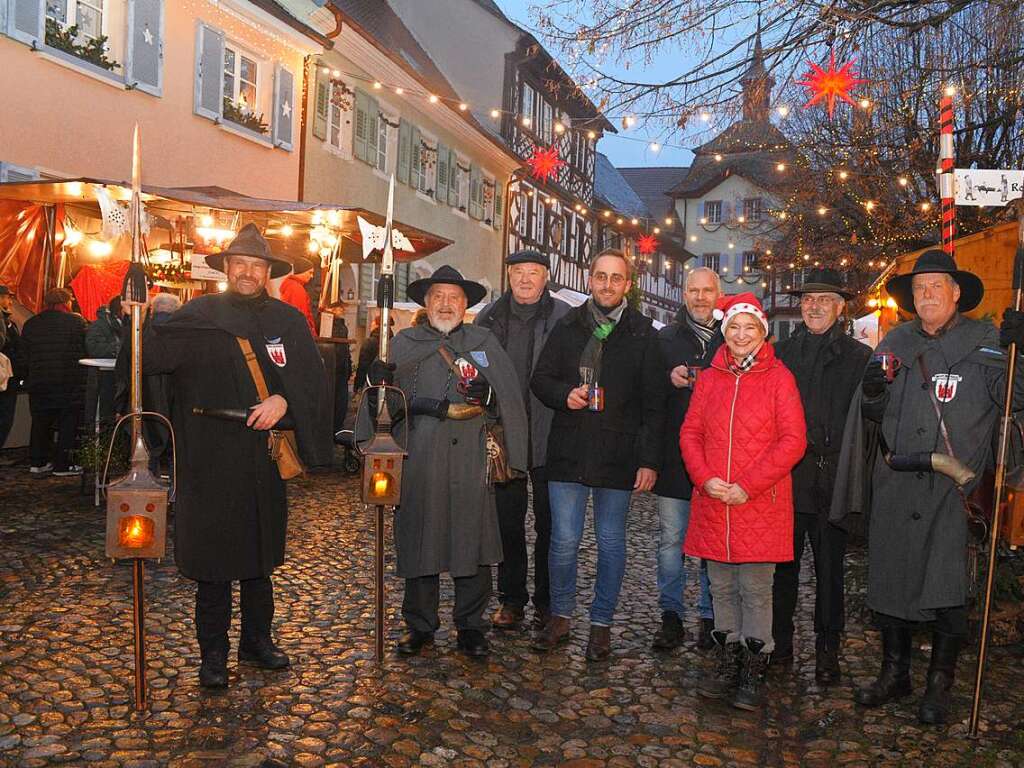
left=526, top=145, right=565, bottom=183
left=796, top=51, right=867, bottom=118
left=637, top=234, right=659, bottom=255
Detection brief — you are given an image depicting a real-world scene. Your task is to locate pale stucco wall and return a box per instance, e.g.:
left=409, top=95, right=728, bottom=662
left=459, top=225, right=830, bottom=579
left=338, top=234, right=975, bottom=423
left=0, top=0, right=312, bottom=199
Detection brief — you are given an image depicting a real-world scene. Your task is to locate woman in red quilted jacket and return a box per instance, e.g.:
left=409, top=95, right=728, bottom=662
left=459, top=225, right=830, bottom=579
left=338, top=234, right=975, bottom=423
left=680, top=292, right=806, bottom=711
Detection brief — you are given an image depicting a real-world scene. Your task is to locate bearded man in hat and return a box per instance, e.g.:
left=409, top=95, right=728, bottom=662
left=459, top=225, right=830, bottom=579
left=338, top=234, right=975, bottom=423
left=832, top=249, right=1024, bottom=724
left=142, top=223, right=325, bottom=688
left=770, top=269, right=870, bottom=683
left=369, top=265, right=527, bottom=659
left=474, top=250, right=571, bottom=630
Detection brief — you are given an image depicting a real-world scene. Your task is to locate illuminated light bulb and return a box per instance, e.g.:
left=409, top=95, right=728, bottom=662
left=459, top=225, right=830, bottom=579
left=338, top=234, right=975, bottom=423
left=944, top=85, right=956, bottom=97
left=428, top=94, right=438, bottom=103
left=554, top=123, right=565, bottom=134
left=526, top=190, right=533, bottom=197
left=88, top=240, right=113, bottom=258
left=886, top=297, right=898, bottom=309
left=653, top=227, right=661, bottom=234
left=312, top=211, right=323, bottom=225
left=839, top=170, right=849, bottom=180
left=459, top=103, right=468, bottom=111
left=574, top=203, right=581, bottom=211
left=217, top=281, right=228, bottom=292
left=721, top=267, right=729, bottom=273
left=689, top=235, right=697, bottom=242
left=67, top=181, right=84, bottom=197
left=841, top=258, right=848, bottom=266
left=307, top=240, right=319, bottom=254
left=327, top=210, right=341, bottom=227
left=777, top=105, right=790, bottom=117
left=373, top=81, right=382, bottom=89
left=868, top=260, right=875, bottom=267
left=490, top=109, right=500, bottom=118
left=522, top=117, right=531, bottom=127
left=766, top=249, right=772, bottom=255
left=779, top=212, right=788, bottom=220
left=762, top=282, right=768, bottom=288
left=649, top=142, right=660, bottom=152
left=623, top=115, right=636, bottom=128
left=332, top=69, right=341, bottom=77
left=580, top=208, right=588, bottom=215
left=921, top=202, right=931, bottom=211
left=320, top=66, right=330, bottom=74
left=630, top=218, right=638, bottom=225
left=865, top=200, right=876, bottom=211
left=665, top=217, right=673, bottom=226
left=603, top=210, right=611, bottom=218
left=714, top=153, right=723, bottom=162
left=776, top=163, right=786, bottom=172
left=201, top=214, right=214, bottom=227
left=587, top=130, right=596, bottom=140
left=63, top=226, right=83, bottom=247
left=699, top=217, right=708, bottom=225
left=700, top=112, right=710, bottom=121
left=395, top=87, right=405, bottom=95
left=727, top=242, right=734, bottom=249
left=814, top=261, right=820, bottom=266
left=868, top=298, right=879, bottom=308
left=789, top=262, right=795, bottom=268
left=616, top=218, right=623, bottom=225
left=737, top=215, right=746, bottom=223
left=818, top=207, right=828, bottom=215
left=803, top=254, right=811, bottom=261
left=859, top=98, right=871, bottom=109
left=280, top=224, right=293, bottom=237
left=898, top=177, right=908, bottom=186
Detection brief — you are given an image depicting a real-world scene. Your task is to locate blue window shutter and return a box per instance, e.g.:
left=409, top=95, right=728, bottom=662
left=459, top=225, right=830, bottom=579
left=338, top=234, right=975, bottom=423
left=436, top=143, right=449, bottom=194
left=272, top=63, right=295, bottom=150
left=194, top=22, right=224, bottom=121
left=494, top=180, right=503, bottom=224
left=312, top=66, right=328, bottom=140
left=410, top=126, right=422, bottom=190
left=8, top=0, right=43, bottom=47
left=126, top=0, right=164, bottom=96
left=364, top=99, right=379, bottom=166
left=353, top=90, right=369, bottom=162
left=397, top=119, right=411, bottom=184
left=448, top=160, right=460, bottom=207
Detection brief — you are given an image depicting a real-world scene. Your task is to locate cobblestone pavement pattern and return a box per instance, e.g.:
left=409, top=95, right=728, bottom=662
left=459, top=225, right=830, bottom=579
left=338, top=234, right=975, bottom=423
left=1, top=457, right=1023, bottom=767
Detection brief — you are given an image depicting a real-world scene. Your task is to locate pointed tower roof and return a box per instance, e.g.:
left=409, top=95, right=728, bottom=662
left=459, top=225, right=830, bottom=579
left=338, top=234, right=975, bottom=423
left=740, top=29, right=774, bottom=122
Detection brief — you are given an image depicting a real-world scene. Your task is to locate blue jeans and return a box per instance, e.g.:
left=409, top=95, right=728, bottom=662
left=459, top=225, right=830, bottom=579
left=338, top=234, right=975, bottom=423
left=657, top=496, right=714, bottom=620
left=548, top=482, right=631, bottom=626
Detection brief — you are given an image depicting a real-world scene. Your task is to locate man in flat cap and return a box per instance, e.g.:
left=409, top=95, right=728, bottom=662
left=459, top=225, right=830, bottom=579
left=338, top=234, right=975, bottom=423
left=142, top=223, right=325, bottom=688
left=475, top=250, right=571, bottom=630
left=771, top=269, right=870, bottom=683
left=370, top=265, right=527, bottom=658
left=833, top=249, right=1024, bottom=723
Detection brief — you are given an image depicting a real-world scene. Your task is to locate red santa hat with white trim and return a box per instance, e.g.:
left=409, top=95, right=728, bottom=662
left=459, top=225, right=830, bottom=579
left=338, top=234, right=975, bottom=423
left=712, top=292, right=769, bottom=335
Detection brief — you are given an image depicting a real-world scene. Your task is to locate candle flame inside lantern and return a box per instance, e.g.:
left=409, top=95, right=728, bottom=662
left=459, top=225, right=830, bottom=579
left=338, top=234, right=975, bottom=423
left=118, top=515, right=154, bottom=549
left=370, top=472, right=393, bottom=499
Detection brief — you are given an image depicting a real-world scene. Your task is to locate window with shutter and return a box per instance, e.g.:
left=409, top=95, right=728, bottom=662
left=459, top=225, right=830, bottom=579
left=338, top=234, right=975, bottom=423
left=395, top=262, right=411, bottom=301
left=494, top=180, right=503, bottom=226
left=313, top=66, right=329, bottom=140
left=364, top=104, right=380, bottom=168
left=326, top=80, right=352, bottom=154
left=457, top=161, right=470, bottom=211
left=516, top=191, right=529, bottom=237
left=9, top=0, right=44, bottom=46
left=375, top=112, right=388, bottom=171
left=469, top=166, right=483, bottom=219
left=0, top=162, right=40, bottom=182
left=703, top=200, right=722, bottom=223
left=126, top=0, right=163, bottom=96
left=436, top=144, right=449, bottom=195
left=194, top=22, right=225, bottom=121
left=542, top=101, right=553, bottom=144
left=702, top=253, right=721, bottom=272
left=410, top=126, right=423, bottom=190
left=272, top=64, right=295, bottom=150
left=353, top=90, right=370, bottom=162
left=397, top=119, right=411, bottom=184
left=483, top=175, right=495, bottom=225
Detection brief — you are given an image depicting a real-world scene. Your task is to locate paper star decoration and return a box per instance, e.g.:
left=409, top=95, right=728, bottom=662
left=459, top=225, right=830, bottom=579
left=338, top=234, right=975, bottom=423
left=796, top=51, right=867, bottom=117
left=281, top=101, right=292, bottom=118
left=526, top=145, right=565, bottom=183
left=637, top=234, right=659, bottom=255
left=142, top=27, right=154, bottom=45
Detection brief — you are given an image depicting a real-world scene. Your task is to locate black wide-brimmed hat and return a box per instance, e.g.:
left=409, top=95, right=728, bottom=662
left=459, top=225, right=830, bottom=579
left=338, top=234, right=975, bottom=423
left=407, top=265, right=487, bottom=307
left=206, top=223, right=295, bottom=279
left=785, top=268, right=854, bottom=299
left=885, top=249, right=983, bottom=314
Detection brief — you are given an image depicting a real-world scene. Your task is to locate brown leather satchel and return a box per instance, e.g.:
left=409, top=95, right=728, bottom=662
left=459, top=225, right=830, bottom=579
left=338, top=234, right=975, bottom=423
left=237, top=338, right=305, bottom=480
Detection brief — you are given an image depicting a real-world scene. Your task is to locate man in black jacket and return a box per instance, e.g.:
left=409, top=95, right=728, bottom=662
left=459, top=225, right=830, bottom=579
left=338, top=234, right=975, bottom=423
left=651, top=267, right=722, bottom=652
left=475, top=250, right=571, bottom=630
left=771, top=269, right=871, bottom=683
left=530, top=249, right=665, bottom=661
left=19, top=288, right=87, bottom=476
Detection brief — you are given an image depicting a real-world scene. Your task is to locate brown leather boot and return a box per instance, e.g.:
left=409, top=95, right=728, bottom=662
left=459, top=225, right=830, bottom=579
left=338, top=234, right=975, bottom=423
left=491, top=604, right=525, bottom=629
left=531, top=615, right=571, bottom=652
left=585, top=625, right=612, bottom=662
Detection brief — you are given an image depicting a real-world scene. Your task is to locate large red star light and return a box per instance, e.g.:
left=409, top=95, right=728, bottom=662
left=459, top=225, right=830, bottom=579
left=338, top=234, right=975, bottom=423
left=637, top=234, right=659, bottom=255
left=526, top=145, right=565, bottom=183
left=796, top=51, right=867, bottom=117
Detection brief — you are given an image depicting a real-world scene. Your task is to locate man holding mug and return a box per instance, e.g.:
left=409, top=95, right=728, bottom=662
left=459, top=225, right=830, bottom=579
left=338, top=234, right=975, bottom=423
left=530, top=249, right=665, bottom=661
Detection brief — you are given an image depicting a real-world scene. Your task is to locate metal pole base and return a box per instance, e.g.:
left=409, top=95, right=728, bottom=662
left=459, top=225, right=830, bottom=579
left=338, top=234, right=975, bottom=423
left=132, top=558, right=147, bottom=711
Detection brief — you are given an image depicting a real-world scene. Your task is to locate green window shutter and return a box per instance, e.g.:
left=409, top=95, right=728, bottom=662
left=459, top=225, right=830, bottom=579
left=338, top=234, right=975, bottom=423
left=313, top=66, right=329, bottom=140
left=494, top=180, right=503, bottom=225
left=365, top=98, right=379, bottom=167
left=448, top=159, right=460, bottom=207
left=353, top=90, right=369, bottom=162
left=397, top=120, right=411, bottom=185
left=469, top=166, right=483, bottom=219
left=410, top=126, right=422, bottom=190
left=436, top=144, right=449, bottom=195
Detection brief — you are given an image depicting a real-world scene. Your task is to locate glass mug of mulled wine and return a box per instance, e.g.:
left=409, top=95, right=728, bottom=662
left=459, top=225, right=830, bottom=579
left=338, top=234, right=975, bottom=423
left=579, top=366, right=605, bottom=412
left=686, top=365, right=703, bottom=389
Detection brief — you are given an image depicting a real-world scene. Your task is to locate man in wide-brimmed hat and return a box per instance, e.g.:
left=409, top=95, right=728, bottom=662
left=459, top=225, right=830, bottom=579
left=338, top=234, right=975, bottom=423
left=831, top=249, right=1024, bottom=724
left=770, top=268, right=870, bottom=684
left=142, top=223, right=325, bottom=688
left=368, top=264, right=527, bottom=659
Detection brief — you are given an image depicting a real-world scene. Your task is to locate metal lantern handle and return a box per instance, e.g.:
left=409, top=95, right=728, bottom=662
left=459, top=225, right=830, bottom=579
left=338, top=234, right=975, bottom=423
left=101, top=411, right=177, bottom=498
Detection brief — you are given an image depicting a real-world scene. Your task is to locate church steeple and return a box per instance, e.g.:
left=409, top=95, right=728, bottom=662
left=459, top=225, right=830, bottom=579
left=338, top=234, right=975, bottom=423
left=741, top=30, right=774, bottom=122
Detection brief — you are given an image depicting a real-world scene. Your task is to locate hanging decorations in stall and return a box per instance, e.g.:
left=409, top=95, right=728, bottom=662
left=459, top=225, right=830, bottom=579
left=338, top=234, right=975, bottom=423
left=796, top=50, right=867, bottom=118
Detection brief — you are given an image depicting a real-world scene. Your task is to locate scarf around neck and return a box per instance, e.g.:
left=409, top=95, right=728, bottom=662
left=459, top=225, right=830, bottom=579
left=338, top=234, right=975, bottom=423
left=727, top=341, right=764, bottom=374
left=580, top=298, right=627, bottom=383
left=684, top=310, right=718, bottom=354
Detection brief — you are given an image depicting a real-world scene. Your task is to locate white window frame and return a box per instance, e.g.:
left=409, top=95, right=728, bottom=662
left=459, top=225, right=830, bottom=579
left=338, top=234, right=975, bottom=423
left=742, top=251, right=759, bottom=272
left=703, top=200, right=722, bottom=224
left=46, top=0, right=107, bottom=40
left=222, top=40, right=261, bottom=119
left=375, top=109, right=389, bottom=173
left=326, top=80, right=349, bottom=154
left=456, top=156, right=470, bottom=212
left=702, top=253, right=721, bottom=272
left=743, top=197, right=763, bottom=222
left=483, top=172, right=496, bottom=226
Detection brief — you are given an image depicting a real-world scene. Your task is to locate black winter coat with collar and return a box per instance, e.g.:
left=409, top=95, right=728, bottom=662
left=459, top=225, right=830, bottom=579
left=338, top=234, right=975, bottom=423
left=531, top=303, right=666, bottom=490
left=775, top=321, right=871, bottom=517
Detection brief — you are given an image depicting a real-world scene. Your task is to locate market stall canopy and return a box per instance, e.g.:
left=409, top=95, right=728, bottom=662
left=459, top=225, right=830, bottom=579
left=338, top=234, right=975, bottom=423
left=0, top=178, right=452, bottom=261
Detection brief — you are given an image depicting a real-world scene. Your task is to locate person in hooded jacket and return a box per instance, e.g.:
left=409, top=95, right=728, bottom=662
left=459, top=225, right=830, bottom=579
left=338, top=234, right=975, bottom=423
left=681, top=292, right=806, bottom=711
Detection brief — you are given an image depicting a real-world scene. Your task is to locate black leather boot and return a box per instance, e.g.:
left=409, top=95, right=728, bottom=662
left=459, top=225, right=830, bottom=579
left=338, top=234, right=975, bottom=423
left=854, top=625, right=913, bottom=707
left=697, top=630, right=741, bottom=699
left=814, top=632, right=841, bottom=685
left=397, top=629, right=434, bottom=656
left=696, top=618, right=715, bottom=651
left=652, top=611, right=685, bottom=650
left=238, top=635, right=290, bottom=669
left=732, top=638, right=770, bottom=711
left=199, top=641, right=229, bottom=689
left=918, top=631, right=962, bottom=724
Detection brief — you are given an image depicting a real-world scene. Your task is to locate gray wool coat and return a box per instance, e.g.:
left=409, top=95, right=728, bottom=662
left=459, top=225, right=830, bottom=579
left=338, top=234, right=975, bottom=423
left=854, top=316, right=1024, bottom=621
left=390, top=322, right=528, bottom=579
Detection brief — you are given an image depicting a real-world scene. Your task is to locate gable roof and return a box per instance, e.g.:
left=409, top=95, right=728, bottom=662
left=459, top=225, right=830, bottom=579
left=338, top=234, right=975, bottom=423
left=593, top=154, right=650, bottom=218
left=617, top=166, right=689, bottom=219
left=249, top=0, right=335, bottom=46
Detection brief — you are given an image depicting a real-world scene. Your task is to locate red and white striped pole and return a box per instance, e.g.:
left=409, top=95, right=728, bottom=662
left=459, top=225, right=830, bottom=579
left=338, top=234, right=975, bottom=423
left=938, top=91, right=956, bottom=255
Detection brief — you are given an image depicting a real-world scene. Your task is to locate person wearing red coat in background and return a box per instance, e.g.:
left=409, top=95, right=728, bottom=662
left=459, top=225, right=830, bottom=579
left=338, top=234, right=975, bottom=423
left=680, top=292, right=806, bottom=712
left=278, top=268, right=317, bottom=337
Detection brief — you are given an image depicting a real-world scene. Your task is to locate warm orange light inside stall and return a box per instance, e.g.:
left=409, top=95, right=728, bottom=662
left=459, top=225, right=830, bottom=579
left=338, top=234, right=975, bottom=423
left=118, top=515, right=155, bottom=549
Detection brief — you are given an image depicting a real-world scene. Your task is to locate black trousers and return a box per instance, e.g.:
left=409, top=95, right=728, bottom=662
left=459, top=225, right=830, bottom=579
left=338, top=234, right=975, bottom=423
left=772, top=512, right=847, bottom=648
left=494, top=466, right=552, bottom=612
left=0, top=387, right=17, bottom=449
left=402, top=566, right=491, bottom=633
left=875, top=606, right=969, bottom=638
left=195, top=576, right=275, bottom=656
left=333, top=369, right=350, bottom=433
left=29, top=400, right=80, bottom=470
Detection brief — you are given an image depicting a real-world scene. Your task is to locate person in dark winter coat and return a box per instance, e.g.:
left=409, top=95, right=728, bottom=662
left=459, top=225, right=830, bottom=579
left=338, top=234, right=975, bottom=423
left=530, top=249, right=666, bottom=662
left=370, top=265, right=528, bottom=660
left=771, top=270, right=871, bottom=684
left=650, top=266, right=722, bottom=653
left=0, top=285, right=22, bottom=450
left=86, top=296, right=125, bottom=426
left=833, top=250, right=1024, bottom=725
left=18, top=288, right=87, bottom=476
left=353, top=315, right=394, bottom=393
left=142, top=224, right=325, bottom=689
left=681, top=293, right=806, bottom=712
left=475, top=249, right=571, bottom=630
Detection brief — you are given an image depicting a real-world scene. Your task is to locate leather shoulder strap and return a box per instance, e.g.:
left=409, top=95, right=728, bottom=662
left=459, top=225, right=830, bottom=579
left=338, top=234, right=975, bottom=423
left=237, top=337, right=271, bottom=401
left=917, top=355, right=956, bottom=458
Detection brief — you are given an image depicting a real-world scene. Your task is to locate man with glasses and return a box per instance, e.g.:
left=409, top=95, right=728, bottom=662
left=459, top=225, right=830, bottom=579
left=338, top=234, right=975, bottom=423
left=530, top=249, right=665, bottom=661
left=771, top=269, right=870, bottom=682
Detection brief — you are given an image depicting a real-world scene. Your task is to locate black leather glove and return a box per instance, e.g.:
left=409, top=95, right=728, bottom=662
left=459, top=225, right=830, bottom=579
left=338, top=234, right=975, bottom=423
left=862, top=359, right=887, bottom=399
left=459, top=376, right=493, bottom=406
left=1000, top=308, right=1024, bottom=348
left=367, top=358, right=396, bottom=387
left=409, top=397, right=449, bottom=420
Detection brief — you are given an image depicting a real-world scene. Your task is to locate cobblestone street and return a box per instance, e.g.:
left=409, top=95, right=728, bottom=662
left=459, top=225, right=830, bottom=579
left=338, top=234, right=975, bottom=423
left=1, top=457, right=1023, bottom=767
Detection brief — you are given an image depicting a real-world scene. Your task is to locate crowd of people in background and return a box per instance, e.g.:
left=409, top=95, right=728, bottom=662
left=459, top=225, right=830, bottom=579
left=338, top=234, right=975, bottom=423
left=2, top=229, right=1022, bottom=727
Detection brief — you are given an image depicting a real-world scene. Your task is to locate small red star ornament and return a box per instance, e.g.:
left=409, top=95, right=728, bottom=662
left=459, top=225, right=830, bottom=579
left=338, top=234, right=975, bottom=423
left=796, top=51, right=867, bottom=117
left=526, top=145, right=565, bottom=182
left=637, top=234, right=659, bottom=255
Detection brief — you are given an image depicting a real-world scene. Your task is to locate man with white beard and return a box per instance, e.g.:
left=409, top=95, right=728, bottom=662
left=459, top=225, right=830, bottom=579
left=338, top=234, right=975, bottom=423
left=368, top=265, right=528, bottom=658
